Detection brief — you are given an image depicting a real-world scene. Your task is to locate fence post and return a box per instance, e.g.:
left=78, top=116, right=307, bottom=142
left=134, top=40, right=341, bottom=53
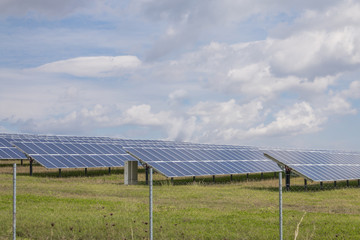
left=279, top=171, right=283, bottom=240
left=149, top=167, right=153, bottom=240
left=13, top=163, right=16, bottom=240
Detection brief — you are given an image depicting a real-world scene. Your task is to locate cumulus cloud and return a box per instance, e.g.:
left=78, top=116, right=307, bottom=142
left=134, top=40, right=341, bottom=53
left=247, top=102, right=325, bottom=138
left=35, top=56, right=141, bottom=77
left=341, top=81, right=360, bottom=99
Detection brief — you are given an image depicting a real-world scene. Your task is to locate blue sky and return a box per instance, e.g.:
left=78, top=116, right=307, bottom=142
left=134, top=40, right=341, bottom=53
left=1, top=0, right=360, bottom=150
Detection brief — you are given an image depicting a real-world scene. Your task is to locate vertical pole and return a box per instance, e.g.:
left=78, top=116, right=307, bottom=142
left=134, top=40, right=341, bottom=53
left=334, top=181, right=336, bottom=187
left=347, top=180, right=349, bottom=187
left=193, top=176, right=196, bottom=182
left=149, top=167, right=153, bottom=240
left=85, top=168, right=87, bottom=176
left=279, top=171, right=283, bottom=240
left=304, top=179, right=307, bottom=191
left=261, top=172, right=263, bottom=180
left=212, top=175, right=215, bottom=183
left=30, top=159, right=34, bottom=176
left=320, top=182, right=323, bottom=190
left=21, top=159, right=23, bottom=166
left=13, top=164, right=16, bottom=240
left=285, top=168, right=291, bottom=191
left=146, top=166, right=149, bottom=185
left=230, top=174, right=233, bottom=181
left=108, top=167, right=111, bottom=174
left=246, top=173, right=249, bottom=180
left=58, top=169, right=61, bottom=177
left=171, top=177, right=174, bottom=185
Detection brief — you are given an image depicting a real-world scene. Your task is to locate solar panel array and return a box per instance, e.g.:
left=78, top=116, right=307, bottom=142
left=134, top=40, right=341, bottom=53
left=0, top=133, right=282, bottom=178
left=263, top=149, right=360, bottom=182
left=0, top=137, right=26, bottom=159
left=125, top=146, right=280, bottom=178
left=12, top=141, right=134, bottom=169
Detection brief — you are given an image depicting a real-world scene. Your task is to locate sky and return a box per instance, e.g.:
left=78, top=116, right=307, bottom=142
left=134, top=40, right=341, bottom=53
left=1, top=0, right=360, bottom=150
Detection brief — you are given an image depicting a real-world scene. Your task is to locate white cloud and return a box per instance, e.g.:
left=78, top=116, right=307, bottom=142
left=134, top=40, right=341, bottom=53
left=341, top=81, right=360, bottom=99
left=35, top=56, right=141, bottom=77
left=247, top=102, right=325, bottom=138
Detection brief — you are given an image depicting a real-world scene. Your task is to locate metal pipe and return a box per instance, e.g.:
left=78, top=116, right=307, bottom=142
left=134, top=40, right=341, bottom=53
left=279, top=171, right=283, bottom=240
left=304, top=179, right=307, bottom=191
left=29, top=159, right=33, bottom=176
left=149, top=167, right=153, bottom=240
left=13, top=164, right=16, bottom=240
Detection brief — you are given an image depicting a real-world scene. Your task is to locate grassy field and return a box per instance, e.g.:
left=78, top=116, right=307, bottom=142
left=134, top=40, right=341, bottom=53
left=1, top=161, right=360, bottom=239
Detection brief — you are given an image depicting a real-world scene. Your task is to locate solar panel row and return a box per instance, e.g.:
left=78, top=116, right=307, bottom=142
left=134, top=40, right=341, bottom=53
left=126, top=147, right=280, bottom=177
left=263, top=149, right=360, bottom=182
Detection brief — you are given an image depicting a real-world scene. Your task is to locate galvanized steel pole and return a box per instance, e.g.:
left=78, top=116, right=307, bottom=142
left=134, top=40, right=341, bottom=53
left=279, top=171, right=283, bottom=240
left=13, top=164, right=16, bottom=240
left=149, top=167, right=153, bottom=240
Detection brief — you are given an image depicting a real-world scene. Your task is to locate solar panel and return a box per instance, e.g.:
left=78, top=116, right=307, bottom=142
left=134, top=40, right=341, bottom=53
left=0, top=137, right=27, bottom=159
left=263, top=149, right=360, bottom=182
left=125, top=146, right=280, bottom=178
left=12, top=141, right=135, bottom=169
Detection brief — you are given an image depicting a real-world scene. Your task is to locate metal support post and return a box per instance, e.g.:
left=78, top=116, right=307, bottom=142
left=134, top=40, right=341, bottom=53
left=230, top=174, right=233, bottom=181
left=108, top=167, right=111, bottom=174
left=285, top=167, right=291, bottom=191
left=246, top=173, right=249, bottom=180
left=85, top=168, right=87, bottom=176
left=212, top=175, right=215, bottom=183
left=21, top=159, right=23, bottom=166
left=29, top=159, right=33, bottom=176
left=334, top=181, right=336, bottom=187
left=304, top=179, right=307, bottom=191
left=261, top=172, right=263, bottom=180
left=193, top=176, right=196, bottom=182
left=171, top=177, right=174, bottom=185
left=149, top=167, right=153, bottom=240
left=279, top=171, right=283, bottom=240
left=58, top=169, right=61, bottom=177
left=13, top=164, right=16, bottom=240
left=320, top=182, right=323, bottom=190
left=146, top=166, right=149, bottom=185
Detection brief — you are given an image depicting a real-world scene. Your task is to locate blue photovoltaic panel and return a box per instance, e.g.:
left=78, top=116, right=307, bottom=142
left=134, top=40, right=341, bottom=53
left=12, top=141, right=136, bottom=169
left=125, top=146, right=280, bottom=178
left=263, top=149, right=360, bottom=182
left=0, top=137, right=27, bottom=159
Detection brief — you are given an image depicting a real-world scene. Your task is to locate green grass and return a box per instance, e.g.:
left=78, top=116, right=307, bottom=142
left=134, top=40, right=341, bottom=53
left=1, top=164, right=360, bottom=239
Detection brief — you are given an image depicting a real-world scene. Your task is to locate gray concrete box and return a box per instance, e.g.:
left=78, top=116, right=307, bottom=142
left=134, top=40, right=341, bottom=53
left=124, top=161, right=138, bottom=185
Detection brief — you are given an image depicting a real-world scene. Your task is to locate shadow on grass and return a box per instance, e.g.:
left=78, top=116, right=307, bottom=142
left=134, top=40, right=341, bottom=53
left=247, top=179, right=360, bottom=192
left=17, top=167, right=129, bottom=178
left=152, top=172, right=279, bottom=186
